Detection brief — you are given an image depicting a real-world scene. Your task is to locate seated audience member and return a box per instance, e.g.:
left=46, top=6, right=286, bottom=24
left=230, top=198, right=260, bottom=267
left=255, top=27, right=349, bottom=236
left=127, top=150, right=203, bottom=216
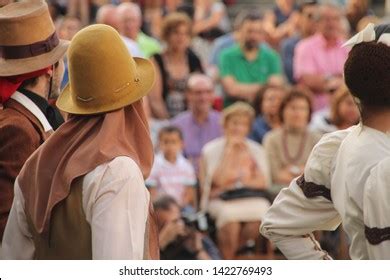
left=208, top=10, right=244, bottom=67
left=96, top=4, right=144, bottom=57
left=56, top=16, right=82, bottom=89
left=346, top=0, right=374, bottom=34
left=117, top=2, right=161, bottom=58
left=263, top=0, right=300, bottom=48
left=280, top=0, right=318, bottom=84
left=149, top=12, right=204, bottom=119
left=218, top=11, right=282, bottom=107
left=193, top=0, right=231, bottom=40
left=249, top=84, right=287, bottom=144
left=146, top=126, right=197, bottom=209
left=263, top=88, right=320, bottom=196
left=67, top=0, right=90, bottom=26
left=293, top=3, right=349, bottom=111
left=171, top=74, right=222, bottom=174
left=310, top=84, right=360, bottom=135
left=154, top=196, right=221, bottom=260
left=200, top=102, right=271, bottom=259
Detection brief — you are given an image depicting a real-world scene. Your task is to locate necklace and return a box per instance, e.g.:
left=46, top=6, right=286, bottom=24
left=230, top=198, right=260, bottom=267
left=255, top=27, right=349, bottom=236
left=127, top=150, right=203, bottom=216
left=281, top=129, right=308, bottom=164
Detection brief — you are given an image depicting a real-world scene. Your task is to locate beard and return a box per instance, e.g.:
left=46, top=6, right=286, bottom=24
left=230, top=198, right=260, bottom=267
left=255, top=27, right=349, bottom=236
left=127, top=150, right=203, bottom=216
left=243, top=40, right=258, bottom=51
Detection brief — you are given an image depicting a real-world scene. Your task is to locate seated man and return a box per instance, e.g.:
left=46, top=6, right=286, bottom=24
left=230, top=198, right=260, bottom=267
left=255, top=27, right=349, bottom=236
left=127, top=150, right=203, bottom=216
left=154, top=196, right=221, bottom=260
left=218, top=11, right=282, bottom=107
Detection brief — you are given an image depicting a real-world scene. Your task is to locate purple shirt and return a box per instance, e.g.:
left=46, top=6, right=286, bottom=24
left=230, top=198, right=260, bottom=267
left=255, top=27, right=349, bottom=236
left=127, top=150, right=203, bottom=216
left=171, top=110, right=222, bottom=173
left=294, top=34, right=348, bottom=110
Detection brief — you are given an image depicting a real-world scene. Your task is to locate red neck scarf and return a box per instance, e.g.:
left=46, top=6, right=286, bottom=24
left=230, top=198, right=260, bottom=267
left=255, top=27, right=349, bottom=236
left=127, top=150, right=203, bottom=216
left=0, top=68, right=51, bottom=103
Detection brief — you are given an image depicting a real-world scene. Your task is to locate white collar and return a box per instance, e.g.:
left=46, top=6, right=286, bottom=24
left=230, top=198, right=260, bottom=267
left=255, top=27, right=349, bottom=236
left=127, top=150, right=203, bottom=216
left=10, top=91, right=53, bottom=132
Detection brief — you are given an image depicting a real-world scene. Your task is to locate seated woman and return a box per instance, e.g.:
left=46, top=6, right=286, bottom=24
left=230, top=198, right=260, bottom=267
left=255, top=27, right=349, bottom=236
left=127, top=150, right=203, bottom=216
left=263, top=88, right=321, bottom=197
left=249, top=84, right=287, bottom=144
left=199, top=102, right=271, bottom=259
left=310, top=84, right=360, bottom=135
left=193, top=0, right=231, bottom=40
left=149, top=12, right=204, bottom=119
left=263, top=0, right=300, bottom=48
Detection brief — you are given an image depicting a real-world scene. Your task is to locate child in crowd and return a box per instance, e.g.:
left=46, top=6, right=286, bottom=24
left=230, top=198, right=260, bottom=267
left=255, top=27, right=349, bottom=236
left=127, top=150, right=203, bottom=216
left=146, top=126, right=197, bottom=209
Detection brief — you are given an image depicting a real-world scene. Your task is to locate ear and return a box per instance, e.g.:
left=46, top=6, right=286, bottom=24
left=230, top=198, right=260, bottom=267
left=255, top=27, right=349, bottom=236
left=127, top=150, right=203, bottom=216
left=46, top=67, right=54, bottom=78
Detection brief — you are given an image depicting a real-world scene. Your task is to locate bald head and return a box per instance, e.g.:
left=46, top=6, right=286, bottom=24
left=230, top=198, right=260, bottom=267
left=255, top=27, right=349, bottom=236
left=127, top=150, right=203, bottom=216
left=186, top=74, right=215, bottom=115
left=117, top=3, right=142, bottom=40
left=187, top=74, right=213, bottom=91
left=96, top=4, right=120, bottom=30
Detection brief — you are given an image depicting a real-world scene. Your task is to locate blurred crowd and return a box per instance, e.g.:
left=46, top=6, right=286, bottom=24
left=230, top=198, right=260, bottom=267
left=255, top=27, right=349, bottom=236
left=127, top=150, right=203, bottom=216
left=1, top=0, right=389, bottom=260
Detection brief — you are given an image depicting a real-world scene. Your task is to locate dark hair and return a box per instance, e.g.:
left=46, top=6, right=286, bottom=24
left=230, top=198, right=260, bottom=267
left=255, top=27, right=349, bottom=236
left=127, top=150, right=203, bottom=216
left=299, top=0, right=318, bottom=13
left=158, top=126, right=183, bottom=140
left=240, top=10, right=263, bottom=27
left=153, top=195, right=179, bottom=211
left=344, top=42, right=390, bottom=108
left=278, top=88, right=313, bottom=123
left=161, top=12, right=192, bottom=42
left=252, top=84, right=286, bottom=116
left=18, top=77, right=40, bottom=89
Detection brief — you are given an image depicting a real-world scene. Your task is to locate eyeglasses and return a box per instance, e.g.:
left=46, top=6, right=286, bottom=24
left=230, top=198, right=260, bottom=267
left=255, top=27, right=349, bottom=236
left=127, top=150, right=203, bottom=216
left=303, top=13, right=314, bottom=19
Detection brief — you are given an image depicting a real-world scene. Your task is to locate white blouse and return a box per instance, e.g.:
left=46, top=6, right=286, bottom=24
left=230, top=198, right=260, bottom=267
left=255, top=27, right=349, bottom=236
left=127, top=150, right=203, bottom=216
left=261, top=125, right=390, bottom=259
left=2, top=156, right=149, bottom=260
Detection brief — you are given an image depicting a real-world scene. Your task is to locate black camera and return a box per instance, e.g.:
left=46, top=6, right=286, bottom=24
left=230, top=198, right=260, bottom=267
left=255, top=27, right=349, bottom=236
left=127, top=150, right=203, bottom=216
left=181, top=212, right=208, bottom=232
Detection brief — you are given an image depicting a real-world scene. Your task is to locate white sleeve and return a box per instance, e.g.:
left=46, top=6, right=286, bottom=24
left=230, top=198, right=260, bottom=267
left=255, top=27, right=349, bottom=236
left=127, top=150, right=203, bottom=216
left=261, top=178, right=339, bottom=259
left=82, top=156, right=150, bottom=260
left=2, top=180, right=35, bottom=260
left=363, top=158, right=390, bottom=259
left=260, top=130, right=351, bottom=259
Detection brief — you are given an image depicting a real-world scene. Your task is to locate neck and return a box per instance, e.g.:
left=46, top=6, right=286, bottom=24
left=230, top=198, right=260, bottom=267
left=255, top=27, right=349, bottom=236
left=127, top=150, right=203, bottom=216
left=363, top=109, right=390, bottom=133
left=322, top=33, right=338, bottom=47
left=25, top=82, right=48, bottom=100
left=284, top=125, right=306, bottom=134
left=241, top=46, right=259, bottom=61
left=192, top=109, right=209, bottom=124
left=165, top=153, right=177, bottom=164
left=165, top=48, right=187, bottom=60
left=264, top=114, right=280, bottom=128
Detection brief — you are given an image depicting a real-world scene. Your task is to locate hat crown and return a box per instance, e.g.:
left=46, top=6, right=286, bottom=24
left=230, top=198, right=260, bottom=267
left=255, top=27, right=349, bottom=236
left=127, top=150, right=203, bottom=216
left=0, top=1, right=55, bottom=46
left=67, top=24, right=142, bottom=110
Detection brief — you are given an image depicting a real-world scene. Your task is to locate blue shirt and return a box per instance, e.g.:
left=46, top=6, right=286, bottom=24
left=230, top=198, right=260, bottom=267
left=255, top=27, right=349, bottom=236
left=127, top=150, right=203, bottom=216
left=249, top=116, right=271, bottom=144
left=280, top=35, right=301, bottom=84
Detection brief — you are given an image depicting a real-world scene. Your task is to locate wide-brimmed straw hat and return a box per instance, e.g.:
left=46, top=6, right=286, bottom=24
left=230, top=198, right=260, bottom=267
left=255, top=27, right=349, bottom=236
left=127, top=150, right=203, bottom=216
left=56, top=24, right=156, bottom=115
left=0, top=0, right=69, bottom=76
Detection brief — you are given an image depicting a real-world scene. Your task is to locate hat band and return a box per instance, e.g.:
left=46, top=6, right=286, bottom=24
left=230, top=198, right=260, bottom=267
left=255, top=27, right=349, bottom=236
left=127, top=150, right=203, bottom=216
left=0, top=32, right=59, bottom=60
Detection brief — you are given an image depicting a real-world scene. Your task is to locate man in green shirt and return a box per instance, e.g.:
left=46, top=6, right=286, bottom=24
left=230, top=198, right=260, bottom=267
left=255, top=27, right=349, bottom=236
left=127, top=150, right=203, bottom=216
left=218, top=12, right=282, bottom=107
left=117, top=2, right=161, bottom=58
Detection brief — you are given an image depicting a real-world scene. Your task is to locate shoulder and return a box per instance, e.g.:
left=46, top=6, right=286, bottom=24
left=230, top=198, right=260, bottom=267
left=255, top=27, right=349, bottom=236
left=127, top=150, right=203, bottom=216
left=246, top=138, right=265, bottom=153
left=202, top=137, right=225, bottom=155
left=220, top=45, right=240, bottom=60
left=260, top=44, right=280, bottom=58
left=88, top=156, right=144, bottom=183
left=171, top=111, right=191, bottom=125
left=263, top=128, right=282, bottom=143
left=0, top=109, right=40, bottom=142
left=178, top=155, right=195, bottom=170
left=304, top=127, right=353, bottom=186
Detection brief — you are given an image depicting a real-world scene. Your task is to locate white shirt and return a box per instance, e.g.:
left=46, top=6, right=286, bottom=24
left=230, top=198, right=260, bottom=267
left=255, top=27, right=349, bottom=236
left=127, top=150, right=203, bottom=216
left=146, top=153, right=196, bottom=205
left=1, top=156, right=149, bottom=260
left=10, top=91, right=53, bottom=132
left=121, top=35, right=144, bottom=58
left=341, top=127, right=390, bottom=259
left=261, top=125, right=390, bottom=259
left=260, top=127, right=352, bottom=259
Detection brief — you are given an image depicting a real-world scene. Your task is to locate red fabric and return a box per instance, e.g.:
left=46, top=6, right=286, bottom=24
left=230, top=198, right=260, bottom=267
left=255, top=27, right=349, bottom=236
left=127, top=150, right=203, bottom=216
left=0, top=68, right=51, bottom=104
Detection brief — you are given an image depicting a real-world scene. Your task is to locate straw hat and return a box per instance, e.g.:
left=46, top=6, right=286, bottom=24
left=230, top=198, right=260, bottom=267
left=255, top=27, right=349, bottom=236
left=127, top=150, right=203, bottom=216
left=0, top=0, right=69, bottom=76
left=57, top=24, right=155, bottom=115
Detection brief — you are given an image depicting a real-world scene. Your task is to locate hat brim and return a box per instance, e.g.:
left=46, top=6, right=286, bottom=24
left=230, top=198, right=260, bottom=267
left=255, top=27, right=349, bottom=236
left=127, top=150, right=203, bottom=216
left=56, top=57, right=156, bottom=115
left=0, top=39, right=69, bottom=76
